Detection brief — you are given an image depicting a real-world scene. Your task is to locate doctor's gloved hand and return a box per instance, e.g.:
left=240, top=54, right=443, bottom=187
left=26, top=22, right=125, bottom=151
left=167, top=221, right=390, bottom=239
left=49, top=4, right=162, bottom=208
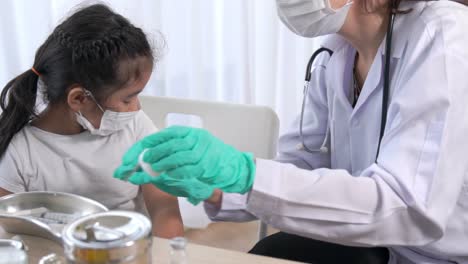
left=113, top=126, right=256, bottom=205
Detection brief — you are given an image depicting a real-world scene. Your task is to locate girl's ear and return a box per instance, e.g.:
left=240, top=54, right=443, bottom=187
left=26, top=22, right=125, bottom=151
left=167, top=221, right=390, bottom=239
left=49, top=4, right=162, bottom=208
left=67, top=86, right=88, bottom=112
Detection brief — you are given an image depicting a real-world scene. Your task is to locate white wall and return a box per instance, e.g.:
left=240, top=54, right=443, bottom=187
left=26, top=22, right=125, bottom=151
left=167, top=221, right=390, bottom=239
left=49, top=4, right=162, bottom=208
left=0, top=0, right=322, bottom=133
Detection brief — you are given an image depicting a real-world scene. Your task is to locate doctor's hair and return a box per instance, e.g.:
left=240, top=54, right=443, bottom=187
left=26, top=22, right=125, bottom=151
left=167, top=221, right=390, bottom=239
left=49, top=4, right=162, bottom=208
left=360, top=0, right=409, bottom=13
left=361, top=0, right=467, bottom=14
left=0, top=4, right=159, bottom=158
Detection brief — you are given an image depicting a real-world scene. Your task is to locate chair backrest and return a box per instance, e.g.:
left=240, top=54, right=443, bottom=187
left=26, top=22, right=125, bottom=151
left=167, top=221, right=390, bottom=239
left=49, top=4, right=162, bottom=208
left=140, top=96, right=279, bottom=159
left=140, top=96, right=279, bottom=231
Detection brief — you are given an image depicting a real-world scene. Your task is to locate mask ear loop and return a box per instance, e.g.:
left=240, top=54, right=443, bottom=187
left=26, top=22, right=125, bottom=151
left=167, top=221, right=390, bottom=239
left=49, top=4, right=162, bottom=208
left=83, top=89, right=105, bottom=113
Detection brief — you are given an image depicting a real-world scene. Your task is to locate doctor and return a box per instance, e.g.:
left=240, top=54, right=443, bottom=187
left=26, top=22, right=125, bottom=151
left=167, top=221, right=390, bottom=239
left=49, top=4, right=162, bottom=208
left=115, top=0, right=468, bottom=263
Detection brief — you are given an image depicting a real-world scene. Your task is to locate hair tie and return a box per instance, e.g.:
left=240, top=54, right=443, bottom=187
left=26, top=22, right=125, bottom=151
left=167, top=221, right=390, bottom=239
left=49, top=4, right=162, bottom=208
left=31, top=67, right=41, bottom=77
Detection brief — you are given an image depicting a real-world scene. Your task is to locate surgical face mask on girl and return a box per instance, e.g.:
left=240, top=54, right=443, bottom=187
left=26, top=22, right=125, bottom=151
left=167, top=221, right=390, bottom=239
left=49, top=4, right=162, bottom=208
left=75, top=89, right=139, bottom=136
left=277, top=0, right=353, bottom=38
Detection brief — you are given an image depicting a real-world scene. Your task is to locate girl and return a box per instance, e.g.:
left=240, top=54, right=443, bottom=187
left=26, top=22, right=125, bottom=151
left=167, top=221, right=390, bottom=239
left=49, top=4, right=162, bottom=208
left=0, top=4, right=183, bottom=238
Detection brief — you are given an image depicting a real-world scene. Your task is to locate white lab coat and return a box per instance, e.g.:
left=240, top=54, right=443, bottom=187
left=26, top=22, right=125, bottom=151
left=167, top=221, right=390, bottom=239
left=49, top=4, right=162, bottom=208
left=205, top=1, right=468, bottom=263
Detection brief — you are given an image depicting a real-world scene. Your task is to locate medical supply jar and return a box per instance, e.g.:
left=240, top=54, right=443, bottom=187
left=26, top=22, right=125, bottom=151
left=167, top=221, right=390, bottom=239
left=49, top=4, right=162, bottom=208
left=62, top=211, right=152, bottom=264
left=0, top=239, right=28, bottom=264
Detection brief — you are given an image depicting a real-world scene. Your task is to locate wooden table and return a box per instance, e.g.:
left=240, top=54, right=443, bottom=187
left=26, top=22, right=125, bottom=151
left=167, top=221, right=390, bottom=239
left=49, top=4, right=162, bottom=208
left=0, top=230, right=302, bottom=263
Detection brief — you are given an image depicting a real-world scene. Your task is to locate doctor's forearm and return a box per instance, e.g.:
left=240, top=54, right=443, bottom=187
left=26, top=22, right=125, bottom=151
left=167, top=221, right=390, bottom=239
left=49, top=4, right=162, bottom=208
left=206, top=189, right=222, bottom=210
left=245, top=159, right=443, bottom=246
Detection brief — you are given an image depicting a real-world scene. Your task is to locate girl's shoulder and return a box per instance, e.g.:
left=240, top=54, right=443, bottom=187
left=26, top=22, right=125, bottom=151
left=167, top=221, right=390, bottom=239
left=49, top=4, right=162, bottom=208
left=6, top=126, right=33, bottom=156
left=0, top=127, right=33, bottom=174
left=133, top=110, right=158, bottom=141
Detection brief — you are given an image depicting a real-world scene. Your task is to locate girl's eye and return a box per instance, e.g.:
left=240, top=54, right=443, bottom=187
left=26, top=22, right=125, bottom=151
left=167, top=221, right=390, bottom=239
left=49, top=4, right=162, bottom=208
left=123, top=97, right=135, bottom=104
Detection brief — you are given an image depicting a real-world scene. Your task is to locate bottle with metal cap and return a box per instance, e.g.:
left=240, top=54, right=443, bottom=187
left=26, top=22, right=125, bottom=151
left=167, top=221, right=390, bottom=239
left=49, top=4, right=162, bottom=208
left=0, top=238, right=28, bottom=264
left=169, top=237, right=188, bottom=264
left=62, top=211, right=152, bottom=264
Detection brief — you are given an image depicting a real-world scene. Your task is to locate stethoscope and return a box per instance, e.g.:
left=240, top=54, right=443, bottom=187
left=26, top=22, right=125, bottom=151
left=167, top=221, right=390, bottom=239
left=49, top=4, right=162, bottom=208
left=298, top=8, right=396, bottom=162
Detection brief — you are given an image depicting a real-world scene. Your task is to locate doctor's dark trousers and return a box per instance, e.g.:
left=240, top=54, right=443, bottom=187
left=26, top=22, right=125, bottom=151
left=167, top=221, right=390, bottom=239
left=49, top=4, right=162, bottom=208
left=249, top=232, right=389, bottom=264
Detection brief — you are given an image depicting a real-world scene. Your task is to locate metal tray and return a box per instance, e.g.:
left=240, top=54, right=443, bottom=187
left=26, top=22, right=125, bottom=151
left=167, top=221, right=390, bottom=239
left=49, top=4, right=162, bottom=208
left=0, top=192, right=108, bottom=243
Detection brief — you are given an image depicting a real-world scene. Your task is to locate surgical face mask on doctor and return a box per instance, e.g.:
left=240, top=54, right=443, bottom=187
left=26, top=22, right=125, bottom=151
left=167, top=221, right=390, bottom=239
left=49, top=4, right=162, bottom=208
left=277, top=0, right=353, bottom=38
left=75, top=89, right=139, bottom=136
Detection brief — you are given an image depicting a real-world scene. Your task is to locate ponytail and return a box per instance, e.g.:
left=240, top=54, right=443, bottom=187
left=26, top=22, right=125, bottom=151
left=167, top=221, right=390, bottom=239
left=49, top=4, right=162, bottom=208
left=0, top=70, right=39, bottom=158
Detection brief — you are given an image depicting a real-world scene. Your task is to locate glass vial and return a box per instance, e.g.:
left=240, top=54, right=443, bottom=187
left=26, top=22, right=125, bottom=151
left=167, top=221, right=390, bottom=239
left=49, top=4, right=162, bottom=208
left=169, top=237, right=188, bottom=264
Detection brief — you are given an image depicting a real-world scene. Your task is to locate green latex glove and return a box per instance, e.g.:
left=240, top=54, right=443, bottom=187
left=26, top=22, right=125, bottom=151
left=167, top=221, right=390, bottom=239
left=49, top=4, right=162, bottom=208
left=113, top=126, right=191, bottom=180
left=114, top=126, right=256, bottom=205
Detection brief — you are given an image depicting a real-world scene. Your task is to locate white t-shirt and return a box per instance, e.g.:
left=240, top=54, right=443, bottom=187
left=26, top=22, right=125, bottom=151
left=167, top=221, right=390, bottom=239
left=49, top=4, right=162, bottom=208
left=0, top=110, right=157, bottom=213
